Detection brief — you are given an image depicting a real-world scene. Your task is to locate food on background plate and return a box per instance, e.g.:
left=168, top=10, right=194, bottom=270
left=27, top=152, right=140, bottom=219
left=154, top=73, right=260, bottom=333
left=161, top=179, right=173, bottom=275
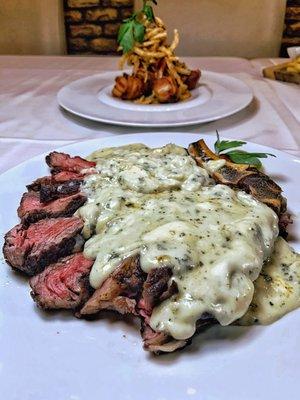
left=112, top=0, right=200, bottom=104
left=263, top=56, right=300, bottom=85
left=2, top=136, right=299, bottom=354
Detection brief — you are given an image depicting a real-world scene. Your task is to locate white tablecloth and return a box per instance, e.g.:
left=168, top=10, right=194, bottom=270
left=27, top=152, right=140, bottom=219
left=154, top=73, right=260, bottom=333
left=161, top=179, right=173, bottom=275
left=0, top=55, right=299, bottom=174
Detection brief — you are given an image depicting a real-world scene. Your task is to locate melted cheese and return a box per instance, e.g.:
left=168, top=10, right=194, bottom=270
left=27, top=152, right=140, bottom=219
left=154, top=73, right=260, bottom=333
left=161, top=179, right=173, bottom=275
left=80, top=143, right=212, bottom=240
left=79, top=143, right=280, bottom=341
left=239, top=237, right=300, bottom=325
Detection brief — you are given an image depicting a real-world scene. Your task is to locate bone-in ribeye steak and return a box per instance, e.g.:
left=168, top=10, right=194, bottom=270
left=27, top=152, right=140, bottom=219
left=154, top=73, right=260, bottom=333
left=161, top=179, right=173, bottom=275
left=2, top=144, right=290, bottom=354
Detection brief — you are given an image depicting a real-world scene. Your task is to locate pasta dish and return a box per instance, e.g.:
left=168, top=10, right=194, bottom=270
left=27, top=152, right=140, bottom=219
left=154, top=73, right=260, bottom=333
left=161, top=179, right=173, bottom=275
left=112, top=2, right=200, bottom=104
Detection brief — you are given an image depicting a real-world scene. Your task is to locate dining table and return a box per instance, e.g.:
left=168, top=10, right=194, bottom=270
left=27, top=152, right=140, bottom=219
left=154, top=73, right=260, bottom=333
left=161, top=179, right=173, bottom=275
left=1, top=54, right=300, bottom=400
left=0, top=55, right=299, bottom=176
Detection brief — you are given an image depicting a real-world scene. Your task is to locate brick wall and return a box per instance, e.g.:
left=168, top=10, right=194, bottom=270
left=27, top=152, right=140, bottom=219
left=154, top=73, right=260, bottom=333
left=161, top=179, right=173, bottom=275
left=281, top=0, right=300, bottom=56
left=64, top=0, right=134, bottom=54
left=64, top=1, right=300, bottom=57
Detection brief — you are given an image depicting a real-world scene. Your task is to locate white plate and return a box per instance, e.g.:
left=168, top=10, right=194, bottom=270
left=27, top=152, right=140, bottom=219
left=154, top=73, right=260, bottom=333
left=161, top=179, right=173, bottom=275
left=57, top=71, right=253, bottom=127
left=0, top=133, right=299, bottom=400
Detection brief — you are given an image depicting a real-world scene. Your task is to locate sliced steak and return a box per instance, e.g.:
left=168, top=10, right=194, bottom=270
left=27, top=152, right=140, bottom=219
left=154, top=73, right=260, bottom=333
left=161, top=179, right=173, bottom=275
left=39, top=180, right=82, bottom=203
left=30, top=253, right=94, bottom=310
left=141, top=315, right=215, bottom=354
left=52, top=171, right=85, bottom=181
left=141, top=322, right=188, bottom=354
left=27, top=176, right=54, bottom=192
left=3, top=217, right=84, bottom=275
left=138, top=267, right=178, bottom=327
left=137, top=268, right=185, bottom=353
left=138, top=268, right=215, bottom=353
left=80, top=255, right=145, bottom=316
left=27, top=172, right=84, bottom=192
left=80, top=260, right=183, bottom=351
left=141, top=267, right=178, bottom=314
left=46, top=152, right=96, bottom=174
left=18, top=191, right=86, bottom=225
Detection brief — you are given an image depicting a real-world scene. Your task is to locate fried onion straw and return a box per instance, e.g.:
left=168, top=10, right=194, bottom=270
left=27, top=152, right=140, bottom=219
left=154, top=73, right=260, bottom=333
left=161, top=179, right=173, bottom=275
left=114, top=15, right=201, bottom=104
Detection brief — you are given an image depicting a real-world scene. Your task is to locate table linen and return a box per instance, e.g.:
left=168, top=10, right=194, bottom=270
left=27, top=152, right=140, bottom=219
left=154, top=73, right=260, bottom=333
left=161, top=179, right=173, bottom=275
left=0, top=55, right=299, bottom=174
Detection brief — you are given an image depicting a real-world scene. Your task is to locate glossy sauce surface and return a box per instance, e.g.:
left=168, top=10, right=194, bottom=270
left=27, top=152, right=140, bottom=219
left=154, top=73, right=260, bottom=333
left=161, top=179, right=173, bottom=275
left=79, top=144, right=279, bottom=340
left=239, top=237, right=300, bottom=325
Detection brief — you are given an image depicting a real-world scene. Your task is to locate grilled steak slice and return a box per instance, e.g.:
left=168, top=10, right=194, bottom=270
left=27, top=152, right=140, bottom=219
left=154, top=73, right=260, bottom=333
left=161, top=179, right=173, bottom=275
left=138, top=269, right=216, bottom=353
left=27, top=171, right=83, bottom=203
left=138, top=268, right=185, bottom=353
left=52, top=171, right=85, bottom=181
left=141, top=267, right=178, bottom=315
left=3, top=217, right=84, bottom=275
left=141, top=315, right=215, bottom=354
left=80, top=255, right=145, bottom=316
left=141, top=322, right=188, bottom=354
left=30, top=253, right=94, bottom=310
left=27, top=172, right=84, bottom=192
left=138, top=267, right=178, bottom=329
left=80, top=258, right=183, bottom=352
left=18, top=192, right=86, bottom=225
left=46, top=152, right=96, bottom=174
left=188, top=139, right=287, bottom=217
left=39, top=180, right=82, bottom=203
left=27, top=176, right=54, bottom=192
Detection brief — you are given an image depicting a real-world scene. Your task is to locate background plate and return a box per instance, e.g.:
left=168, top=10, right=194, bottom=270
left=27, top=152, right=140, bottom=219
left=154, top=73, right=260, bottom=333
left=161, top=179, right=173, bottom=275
left=57, top=71, right=253, bottom=127
left=0, top=133, right=299, bottom=400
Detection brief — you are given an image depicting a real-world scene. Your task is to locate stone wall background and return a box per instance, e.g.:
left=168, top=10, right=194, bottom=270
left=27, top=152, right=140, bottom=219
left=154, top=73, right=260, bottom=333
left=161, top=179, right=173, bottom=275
left=64, top=0, right=133, bottom=54
left=281, top=0, right=300, bottom=56
left=64, top=0, right=300, bottom=57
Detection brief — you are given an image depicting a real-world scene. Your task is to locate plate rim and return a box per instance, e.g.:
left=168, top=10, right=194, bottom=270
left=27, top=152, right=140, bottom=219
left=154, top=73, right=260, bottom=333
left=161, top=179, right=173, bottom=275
left=1, top=132, right=300, bottom=400
left=57, top=70, right=254, bottom=127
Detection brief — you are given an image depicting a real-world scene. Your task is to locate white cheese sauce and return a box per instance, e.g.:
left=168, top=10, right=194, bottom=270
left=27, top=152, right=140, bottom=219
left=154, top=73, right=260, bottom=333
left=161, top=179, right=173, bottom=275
left=79, top=144, right=280, bottom=340
left=239, top=237, right=300, bottom=325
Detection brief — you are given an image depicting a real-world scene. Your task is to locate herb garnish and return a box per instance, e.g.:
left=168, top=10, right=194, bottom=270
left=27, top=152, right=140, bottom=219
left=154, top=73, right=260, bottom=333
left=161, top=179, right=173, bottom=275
left=143, top=0, right=157, bottom=21
left=117, top=0, right=158, bottom=53
left=214, top=131, right=275, bottom=168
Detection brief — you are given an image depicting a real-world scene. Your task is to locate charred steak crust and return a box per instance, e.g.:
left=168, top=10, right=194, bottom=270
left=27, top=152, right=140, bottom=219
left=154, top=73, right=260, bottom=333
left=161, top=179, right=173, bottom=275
left=27, top=172, right=84, bottom=192
left=27, top=176, right=54, bottom=192
left=3, top=224, right=29, bottom=271
left=39, top=180, right=82, bottom=203
left=3, top=217, right=84, bottom=276
left=30, top=253, right=94, bottom=310
left=113, top=255, right=146, bottom=298
left=17, top=192, right=87, bottom=225
left=80, top=257, right=186, bottom=353
left=80, top=255, right=146, bottom=316
left=188, top=139, right=288, bottom=217
left=46, top=152, right=96, bottom=174
left=141, top=267, right=178, bottom=311
left=189, top=139, right=292, bottom=238
left=25, top=234, right=82, bottom=276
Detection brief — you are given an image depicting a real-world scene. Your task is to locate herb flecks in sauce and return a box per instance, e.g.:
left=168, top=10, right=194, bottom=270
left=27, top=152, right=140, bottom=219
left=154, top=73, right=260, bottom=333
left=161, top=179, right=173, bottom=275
left=79, top=143, right=279, bottom=340
left=239, top=237, right=300, bottom=326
